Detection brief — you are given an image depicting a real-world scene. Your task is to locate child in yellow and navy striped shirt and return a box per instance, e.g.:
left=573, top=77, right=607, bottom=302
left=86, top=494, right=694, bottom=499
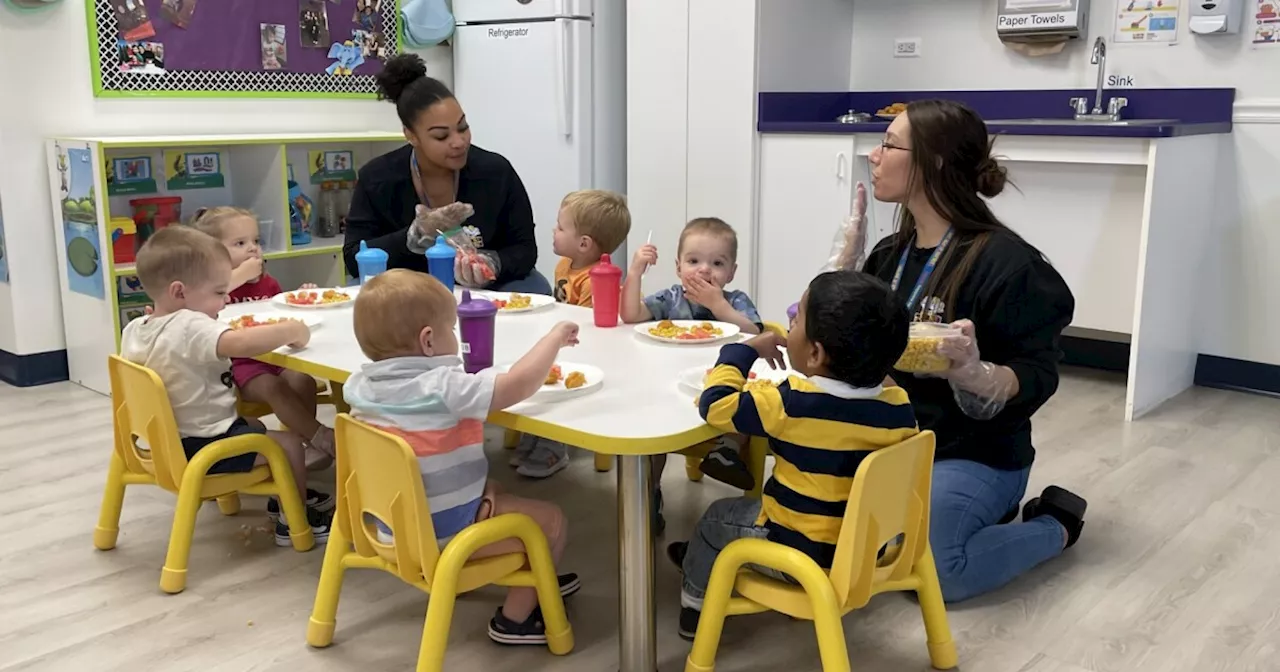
left=666, top=270, right=919, bottom=640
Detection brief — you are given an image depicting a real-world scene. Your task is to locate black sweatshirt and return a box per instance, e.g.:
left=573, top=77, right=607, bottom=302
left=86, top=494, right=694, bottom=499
left=342, top=144, right=538, bottom=283
left=864, top=230, right=1075, bottom=470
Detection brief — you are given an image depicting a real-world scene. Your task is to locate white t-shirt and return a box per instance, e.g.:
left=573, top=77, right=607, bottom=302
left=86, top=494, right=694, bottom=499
left=120, top=309, right=236, bottom=438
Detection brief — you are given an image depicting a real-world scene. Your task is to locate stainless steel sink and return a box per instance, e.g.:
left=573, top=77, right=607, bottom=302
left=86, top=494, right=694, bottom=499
left=986, top=118, right=1180, bottom=127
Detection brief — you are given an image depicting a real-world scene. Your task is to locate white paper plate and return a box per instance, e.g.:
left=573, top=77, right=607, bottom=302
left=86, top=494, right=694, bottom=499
left=479, top=291, right=556, bottom=313
left=634, top=320, right=741, bottom=345
left=677, top=362, right=799, bottom=395
left=272, top=288, right=355, bottom=309
left=222, top=313, right=322, bottom=330
left=495, top=362, right=603, bottom=401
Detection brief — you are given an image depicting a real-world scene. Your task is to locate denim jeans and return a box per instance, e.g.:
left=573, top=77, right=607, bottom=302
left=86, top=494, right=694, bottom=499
left=930, top=459, right=1066, bottom=602
left=681, top=497, right=794, bottom=609
left=491, top=269, right=552, bottom=295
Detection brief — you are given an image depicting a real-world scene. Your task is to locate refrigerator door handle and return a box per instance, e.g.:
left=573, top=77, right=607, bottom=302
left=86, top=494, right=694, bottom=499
left=554, top=18, right=572, bottom=139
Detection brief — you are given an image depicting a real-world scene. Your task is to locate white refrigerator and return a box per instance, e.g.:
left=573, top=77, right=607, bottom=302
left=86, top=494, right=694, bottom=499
left=453, top=0, right=627, bottom=283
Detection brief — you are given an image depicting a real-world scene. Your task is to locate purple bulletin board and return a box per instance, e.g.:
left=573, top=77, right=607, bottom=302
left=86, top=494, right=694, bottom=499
left=89, top=0, right=402, bottom=98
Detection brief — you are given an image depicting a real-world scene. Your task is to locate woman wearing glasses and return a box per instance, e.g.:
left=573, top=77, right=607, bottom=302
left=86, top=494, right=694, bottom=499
left=861, top=99, right=1085, bottom=602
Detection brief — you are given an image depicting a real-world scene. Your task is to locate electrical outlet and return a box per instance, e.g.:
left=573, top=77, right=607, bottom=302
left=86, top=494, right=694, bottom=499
left=894, top=38, right=921, bottom=58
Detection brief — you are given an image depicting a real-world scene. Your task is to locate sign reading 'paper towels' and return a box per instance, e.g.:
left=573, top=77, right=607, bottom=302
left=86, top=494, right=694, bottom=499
left=997, top=0, right=1088, bottom=39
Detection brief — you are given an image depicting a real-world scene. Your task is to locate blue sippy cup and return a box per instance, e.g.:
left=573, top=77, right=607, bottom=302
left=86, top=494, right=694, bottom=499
left=426, top=235, right=456, bottom=291
left=355, top=240, right=389, bottom=284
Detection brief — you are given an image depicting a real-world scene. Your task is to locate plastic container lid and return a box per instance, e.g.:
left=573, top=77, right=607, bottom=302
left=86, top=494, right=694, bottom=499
left=457, top=289, right=497, bottom=318
left=894, top=322, right=961, bottom=374
left=111, top=216, right=136, bottom=235
left=354, top=240, right=388, bottom=264
left=426, top=235, right=455, bottom=260
left=590, top=253, right=622, bottom=278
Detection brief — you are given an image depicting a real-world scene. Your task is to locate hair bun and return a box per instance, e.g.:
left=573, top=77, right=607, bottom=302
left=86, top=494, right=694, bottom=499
left=376, top=54, right=428, bottom=103
left=976, top=158, right=1008, bottom=198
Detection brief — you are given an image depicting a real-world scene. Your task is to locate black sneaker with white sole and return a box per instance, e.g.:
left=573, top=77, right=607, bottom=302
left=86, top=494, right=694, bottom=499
left=267, top=489, right=334, bottom=522
left=488, top=606, right=549, bottom=646
left=678, top=606, right=700, bottom=641
left=557, top=573, right=581, bottom=599
left=274, top=506, right=333, bottom=547
left=698, top=445, right=756, bottom=491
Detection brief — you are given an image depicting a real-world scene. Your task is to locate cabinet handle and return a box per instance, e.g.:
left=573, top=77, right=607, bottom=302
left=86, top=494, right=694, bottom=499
left=836, top=152, right=847, bottom=180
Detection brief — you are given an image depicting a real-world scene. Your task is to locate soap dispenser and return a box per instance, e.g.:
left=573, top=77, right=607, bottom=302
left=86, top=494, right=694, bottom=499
left=1190, top=0, right=1241, bottom=34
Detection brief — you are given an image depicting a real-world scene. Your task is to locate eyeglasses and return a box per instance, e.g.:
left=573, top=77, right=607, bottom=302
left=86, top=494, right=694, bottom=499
left=879, top=141, right=911, bottom=152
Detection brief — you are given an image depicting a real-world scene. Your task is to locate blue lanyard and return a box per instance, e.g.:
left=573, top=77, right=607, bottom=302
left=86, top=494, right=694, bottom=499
left=410, top=151, right=458, bottom=209
left=890, top=228, right=954, bottom=314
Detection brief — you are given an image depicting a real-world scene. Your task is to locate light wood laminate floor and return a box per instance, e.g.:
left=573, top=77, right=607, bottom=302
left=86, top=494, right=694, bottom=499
left=2, top=369, right=1279, bottom=672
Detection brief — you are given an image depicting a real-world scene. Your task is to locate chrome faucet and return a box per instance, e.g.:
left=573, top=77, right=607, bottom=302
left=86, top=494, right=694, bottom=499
left=1069, top=37, right=1128, bottom=122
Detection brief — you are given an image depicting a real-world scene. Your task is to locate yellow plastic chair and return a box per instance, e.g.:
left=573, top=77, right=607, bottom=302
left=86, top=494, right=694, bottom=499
left=684, top=431, right=956, bottom=672
left=307, top=414, right=573, bottom=671
left=679, top=320, right=789, bottom=496
left=94, top=356, right=315, bottom=594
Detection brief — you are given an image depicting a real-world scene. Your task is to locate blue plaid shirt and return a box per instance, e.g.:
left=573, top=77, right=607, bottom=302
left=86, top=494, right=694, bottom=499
left=643, top=285, right=762, bottom=329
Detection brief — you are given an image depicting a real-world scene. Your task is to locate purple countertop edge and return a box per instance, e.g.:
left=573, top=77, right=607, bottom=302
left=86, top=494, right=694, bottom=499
left=759, top=89, right=1235, bottom=138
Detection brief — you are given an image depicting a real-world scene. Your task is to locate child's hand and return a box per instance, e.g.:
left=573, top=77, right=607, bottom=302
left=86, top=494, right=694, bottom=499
left=299, top=282, right=318, bottom=290
left=549, top=321, right=580, bottom=347
left=682, top=275, right=726, bottom=309
left=233, top=258, right=265, bottom=286
left=631, top=243, right=658, bottom=273
left=286, top=320, right=311, bottom=349
left=744, top=331, right=787, bottom=370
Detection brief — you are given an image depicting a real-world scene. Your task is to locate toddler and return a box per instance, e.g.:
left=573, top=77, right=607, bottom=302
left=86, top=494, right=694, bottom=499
left=668, top=271, right=918, bottom=640
left=192, top=207, right=334, bottom=471
left=120, top=226, right=334, bottom=546
left=510, top=189, right=632, bottom=478
left=343, top=269, right=583, bottom=645
left=621, top=218, right=764, bottom=528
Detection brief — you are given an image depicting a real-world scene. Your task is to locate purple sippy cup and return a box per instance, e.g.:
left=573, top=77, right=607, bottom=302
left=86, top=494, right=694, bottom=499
left=457, top=290, right=497, bottom=373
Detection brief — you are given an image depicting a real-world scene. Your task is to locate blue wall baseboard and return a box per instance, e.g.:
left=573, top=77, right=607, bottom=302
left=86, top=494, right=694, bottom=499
left=1061, top=337, right=1280, bottom=398
left=0, top=349, right=70, bottom=388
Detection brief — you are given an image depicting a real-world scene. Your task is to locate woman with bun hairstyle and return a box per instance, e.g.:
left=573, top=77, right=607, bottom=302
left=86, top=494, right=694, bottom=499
left=344, top=54, right=551, bottom=293
left=862, top=99, right=1086, bottom=602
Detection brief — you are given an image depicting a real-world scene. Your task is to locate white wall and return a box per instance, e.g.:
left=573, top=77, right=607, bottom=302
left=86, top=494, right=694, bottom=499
left=0, top=2, right=450, bottom=356
left=849, top=0, right=1280, bottom=366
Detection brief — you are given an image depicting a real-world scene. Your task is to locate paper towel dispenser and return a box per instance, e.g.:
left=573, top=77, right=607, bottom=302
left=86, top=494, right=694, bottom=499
left=997, top=0, right=1090, bottom=42
left=1190, top=0, right=1242, bottom=34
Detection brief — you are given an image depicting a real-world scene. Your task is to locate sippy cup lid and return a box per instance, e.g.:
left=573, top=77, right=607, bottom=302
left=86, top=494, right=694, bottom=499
left=457, top=289, right=497, bottom=318
left=355, top=240, right=388, bottom=263
left=426, top=234, right=455, bottom=260
left=590, top=253, right=623, bottom=278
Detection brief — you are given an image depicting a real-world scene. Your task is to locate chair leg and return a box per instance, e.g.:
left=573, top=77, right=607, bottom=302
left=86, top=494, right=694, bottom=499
left=417, top=567, right=463, bottom=672
left=743, top=437, right=767, bottom=499
left=330, top=381, right=350, bottom=414
left=502, top=429, right=521, bottom=449
left=914, top=545, right=958, bottom=670
left=523, top=525, right=574, bottom=656
left=263, top=448, right=315, bottom=552
left=685, top=454, right=705, bottom=482
left=159, top=482, right=205, bottom=594
left=595, top=453, right=614, bottom=472
left=94, top=453, right=129, bottom=550
left=216, top=494, right=241, bottom=515
left=685, top=553, right=738, bottom=672
left=307, top=519, right=350, bottom=648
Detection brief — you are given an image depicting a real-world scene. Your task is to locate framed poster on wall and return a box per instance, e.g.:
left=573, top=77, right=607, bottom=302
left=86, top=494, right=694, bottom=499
left=88, top=0, right=402, bottom=98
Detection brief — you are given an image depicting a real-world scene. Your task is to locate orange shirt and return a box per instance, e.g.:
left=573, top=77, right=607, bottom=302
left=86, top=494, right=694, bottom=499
left=554, top=258, right=595, bottom=307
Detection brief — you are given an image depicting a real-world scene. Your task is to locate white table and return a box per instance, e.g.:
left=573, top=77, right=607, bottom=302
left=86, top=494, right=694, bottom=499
left=222, top=292, right=737, bottom=672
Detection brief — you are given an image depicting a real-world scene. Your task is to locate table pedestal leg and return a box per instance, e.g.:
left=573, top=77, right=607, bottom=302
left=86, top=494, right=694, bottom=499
left=617, top=455, right=656, bottom=672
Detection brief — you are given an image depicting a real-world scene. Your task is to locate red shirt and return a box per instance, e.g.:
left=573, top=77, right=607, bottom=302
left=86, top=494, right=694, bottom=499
left=229, top=273, right=282, bottom=304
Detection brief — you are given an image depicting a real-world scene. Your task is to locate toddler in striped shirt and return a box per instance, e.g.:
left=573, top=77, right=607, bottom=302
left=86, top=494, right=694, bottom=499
left=344, top=269, right=582, bottom=646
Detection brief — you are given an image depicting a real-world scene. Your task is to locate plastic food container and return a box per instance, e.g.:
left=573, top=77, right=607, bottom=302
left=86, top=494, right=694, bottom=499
left=110, top=216, right=137, bottom=264
left=894, top=322, right=960, bottom=374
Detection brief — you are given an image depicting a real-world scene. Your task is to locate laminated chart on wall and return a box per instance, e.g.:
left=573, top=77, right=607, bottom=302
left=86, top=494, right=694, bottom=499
left=90, top=0, right=402, bottom=97
left=1252, top=0, right=1280, bottom=45
left=58, top=144, right=106, bottom=300
left=1114, top=0, right=1181, bottom=43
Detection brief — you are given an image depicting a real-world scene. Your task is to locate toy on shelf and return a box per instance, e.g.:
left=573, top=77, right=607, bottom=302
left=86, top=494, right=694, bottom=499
left=288, top=178, right=313, bottom=245
left=110, top=216, right=137, bottom=264
left=129, top=196, right=182, bottom=251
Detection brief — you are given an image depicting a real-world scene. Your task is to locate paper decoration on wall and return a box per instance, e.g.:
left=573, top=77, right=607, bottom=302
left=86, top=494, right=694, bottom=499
left=1253, top=0, right=1280, bottom=44
left=261, top=23, right=288, bottom=69
left=1114, top=0, right=1181, bottom=43
left=164, top=150, right=225, bottom=190
left=107, top=156, right=157, bottom=195
left=309, top=150, right=356, bottom=184
left=354, top=0, right=379, bottom=30
left=160, top=0, right=197, bottom=29
left=111, top=0, right=155, bottom=41
left=352, top=28, right=389, bottom=60
left=299, top=0, right=331, bottom=48
left=58, top=144, right=107, bottom=300
left=116, top=39, right=166, bottom=74
left=326, top=41, right=365, bottom=75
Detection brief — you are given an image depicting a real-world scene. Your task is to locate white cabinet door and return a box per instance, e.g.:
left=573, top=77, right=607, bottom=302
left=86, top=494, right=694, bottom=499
left=755, top=134, right=857, bottom=324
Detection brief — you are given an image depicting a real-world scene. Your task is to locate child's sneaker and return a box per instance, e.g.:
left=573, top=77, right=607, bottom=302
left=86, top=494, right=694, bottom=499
left=488, top=606, right=549, bottom=646
left=267, top=489, right=334, bottom=523
left=508, top=433, right=537, bottom=467
left=274, top=506, right=334, bottom=547
left=678, top=607, right=700, bottom=641
left=557, top=572, right=582, bottom=599
left=697, top=437, right=754, bottom=490
left=516, top=440, right=570, bottom=479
